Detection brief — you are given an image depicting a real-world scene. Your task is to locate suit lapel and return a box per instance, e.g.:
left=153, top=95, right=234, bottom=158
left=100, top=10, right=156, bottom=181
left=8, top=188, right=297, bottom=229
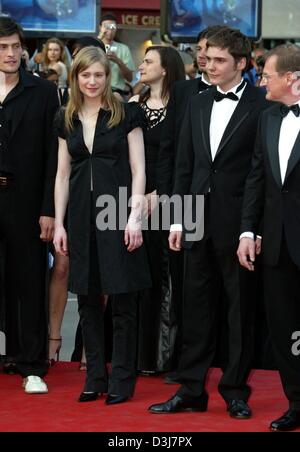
left=284, top=130, right=300, bottom=183
left=199, top=94, right=214, bottom=163
left=214, top=85, right=253, bottom=159
left=266, top=110, right=283, bottom=187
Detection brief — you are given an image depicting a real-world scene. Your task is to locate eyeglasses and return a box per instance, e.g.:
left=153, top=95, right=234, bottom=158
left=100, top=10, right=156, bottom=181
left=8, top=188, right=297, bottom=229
left=261, top=72, right=284, bottom=82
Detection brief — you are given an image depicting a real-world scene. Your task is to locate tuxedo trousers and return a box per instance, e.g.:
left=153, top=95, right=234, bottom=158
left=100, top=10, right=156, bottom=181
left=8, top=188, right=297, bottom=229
left=177, top=234, right=256, bottom=402
left=264, top=236, right=300, bottom=410
left=0, top=186, right=48, bottom=377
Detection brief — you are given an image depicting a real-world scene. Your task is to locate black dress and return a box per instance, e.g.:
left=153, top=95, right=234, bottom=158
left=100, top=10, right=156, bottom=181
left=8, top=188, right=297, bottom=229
left=56, top=103, right=152, bottom=396
left=56, top=102, right=151, bottom=296
left=137, top=101, right=175, bottom=372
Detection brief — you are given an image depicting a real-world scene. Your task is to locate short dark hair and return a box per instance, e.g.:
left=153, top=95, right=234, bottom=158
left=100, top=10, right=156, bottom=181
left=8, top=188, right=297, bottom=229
left=100, top=12, right=117, bottom=25
left=73, top=36, right=106, bottom=54
left=206, top=27, right=251, bottom=69
left=0, top=16, right=25, bottom=45
left=266, top=44, right=300, bottom=74
left=196, top=25, right=230, bottom=44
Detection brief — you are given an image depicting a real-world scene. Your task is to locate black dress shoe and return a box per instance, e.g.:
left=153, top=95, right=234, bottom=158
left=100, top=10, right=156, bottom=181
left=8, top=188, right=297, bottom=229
left=270, top=409, right=300, bottom=431
left=227, top=400, right=252, bottom=419
left=3, top=363, right=18, bottom=375
left=149, top=393, right=208, bottom=414
left=78, top=392, right=99, bottom=402
left=105, top=394, right=129, bottom=405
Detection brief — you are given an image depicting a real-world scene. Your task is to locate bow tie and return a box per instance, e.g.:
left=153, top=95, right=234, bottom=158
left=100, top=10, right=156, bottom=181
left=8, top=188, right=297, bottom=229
left=214, top=91, right=239, bottom=102
left=280, top=104, right=300, bottom=118
left=213, top=79, right=246, bottom=102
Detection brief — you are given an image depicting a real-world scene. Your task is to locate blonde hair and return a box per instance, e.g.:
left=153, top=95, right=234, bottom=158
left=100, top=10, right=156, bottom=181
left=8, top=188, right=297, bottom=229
left=42, top=37, right=68, bottom=66
left=65, top=46, right=124, bottom=132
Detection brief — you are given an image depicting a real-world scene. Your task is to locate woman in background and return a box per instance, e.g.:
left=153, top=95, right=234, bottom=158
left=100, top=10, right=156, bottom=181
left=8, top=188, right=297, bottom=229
left=130, top=46, right=185, bottom=374
left=41, top=38, right=69, bottom=89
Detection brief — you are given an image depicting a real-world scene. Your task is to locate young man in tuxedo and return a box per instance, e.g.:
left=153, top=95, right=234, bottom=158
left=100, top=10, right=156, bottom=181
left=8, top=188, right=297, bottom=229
left=0, top=17, right=58, bottom=392
left=149, top=27, right=269, bottom=418
left=238, top=44, right=300, bottom=431
left=156, top=26, right=225, bottom=385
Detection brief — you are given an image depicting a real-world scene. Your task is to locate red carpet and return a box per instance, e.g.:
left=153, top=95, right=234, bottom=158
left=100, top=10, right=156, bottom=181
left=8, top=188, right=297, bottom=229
left=0, top=364, right=298, bottom=432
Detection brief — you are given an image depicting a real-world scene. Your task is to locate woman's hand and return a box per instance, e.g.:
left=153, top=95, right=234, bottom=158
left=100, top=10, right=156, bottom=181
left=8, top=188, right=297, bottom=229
left=124, top=218, right=143, bottom=252
left=53, top=225, right=69, bottom=257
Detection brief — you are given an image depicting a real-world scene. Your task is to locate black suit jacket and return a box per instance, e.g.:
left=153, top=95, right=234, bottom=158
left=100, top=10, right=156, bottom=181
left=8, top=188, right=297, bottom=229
left=173, top=83, right=270, bottom=251
left=7, top=69, right=59, bottom=237
left=241, top=103, right=300, bottom=267
left=157, top=78, right=209, bottom=196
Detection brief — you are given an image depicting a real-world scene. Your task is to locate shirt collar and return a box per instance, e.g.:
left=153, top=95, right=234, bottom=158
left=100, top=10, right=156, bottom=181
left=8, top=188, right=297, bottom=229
left=217, top=79, right=246, bottom=99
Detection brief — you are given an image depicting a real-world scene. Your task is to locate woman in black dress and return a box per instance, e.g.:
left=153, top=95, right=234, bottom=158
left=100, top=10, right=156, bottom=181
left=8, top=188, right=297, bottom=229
left=130, top=46, right=185, bottom=373
left=53, top=46, right=151, bottom=404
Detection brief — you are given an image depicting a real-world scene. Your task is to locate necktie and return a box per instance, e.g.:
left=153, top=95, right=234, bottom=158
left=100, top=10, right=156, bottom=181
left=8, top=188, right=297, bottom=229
left=280, top=104, right=300, bottom=118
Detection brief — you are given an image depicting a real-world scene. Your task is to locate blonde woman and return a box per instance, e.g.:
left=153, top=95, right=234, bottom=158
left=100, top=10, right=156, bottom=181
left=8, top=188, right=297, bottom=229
left=53, top=47, right=151, bottom=405
left=41, top=37, right=68, bottom=89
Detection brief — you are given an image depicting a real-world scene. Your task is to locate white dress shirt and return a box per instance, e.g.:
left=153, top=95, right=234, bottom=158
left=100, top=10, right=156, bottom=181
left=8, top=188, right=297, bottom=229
left=209, top=80, right=246, bottom=161
left=171, top=79, right=246, bottom=232
left=278, top=102, right=300, bottom=183
left=240, top=101, right=300, bottom=241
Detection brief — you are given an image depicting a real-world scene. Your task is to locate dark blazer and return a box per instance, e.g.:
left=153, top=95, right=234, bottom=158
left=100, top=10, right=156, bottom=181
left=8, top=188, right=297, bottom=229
left=157, top=78, right=209, bottom=196
left=241, top=103, right=300, bottom=267
left=173, top=83, right=270, bottom=251
left=9, top=69, right=59, bottom=237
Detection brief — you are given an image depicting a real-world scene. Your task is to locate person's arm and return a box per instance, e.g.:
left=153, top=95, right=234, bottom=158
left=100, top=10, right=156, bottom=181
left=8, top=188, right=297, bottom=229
left=53, top=137, right=71, bottom=256
left=169, top=96, right=195, bottom=251
left=237, top=116, right=265, bottom=271
left=108, top=45, right=135, bottom=83
left=125, top=127, right=146, bottom=252
left=40, top=82, right=60, bottom=242
left=107, top=52, right=133, bottom=82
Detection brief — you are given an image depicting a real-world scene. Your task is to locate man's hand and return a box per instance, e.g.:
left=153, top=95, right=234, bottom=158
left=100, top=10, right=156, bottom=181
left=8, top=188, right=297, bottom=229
left=169, top=231, right=182, bottom=251
left=39, top=216, right=54, bottom=242
left=107, top=51, right=120, bottom=65
left=255, top=236, right=262, bottom=255
left=237, top=237, right=256, bottom=271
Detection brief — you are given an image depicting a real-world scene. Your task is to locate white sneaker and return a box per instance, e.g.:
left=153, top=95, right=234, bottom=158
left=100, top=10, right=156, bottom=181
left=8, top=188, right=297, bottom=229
left=23, top=376, right=48, bottom=394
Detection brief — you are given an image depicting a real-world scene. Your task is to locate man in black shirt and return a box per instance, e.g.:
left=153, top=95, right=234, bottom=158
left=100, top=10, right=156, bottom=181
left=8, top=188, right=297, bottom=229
left=0, top=17, right=59, bottom=393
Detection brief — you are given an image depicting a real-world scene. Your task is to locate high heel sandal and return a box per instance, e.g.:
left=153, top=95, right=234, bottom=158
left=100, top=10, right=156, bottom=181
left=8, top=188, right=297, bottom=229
left=48, top=337, right=62, bottom=367
left=79, top=361, right=87, bottom=372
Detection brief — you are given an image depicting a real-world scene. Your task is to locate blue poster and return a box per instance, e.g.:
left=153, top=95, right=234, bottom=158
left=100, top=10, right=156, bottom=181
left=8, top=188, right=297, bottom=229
left=170, top=0, right=260, bottom=39
left=0, top=0, right=99, bottom=34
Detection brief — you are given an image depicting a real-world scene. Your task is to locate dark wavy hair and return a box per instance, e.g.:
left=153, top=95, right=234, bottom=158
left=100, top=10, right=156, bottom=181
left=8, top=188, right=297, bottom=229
left=140, top=46, right=185, bottom=104
left=0, top=16, right=24, bottom=45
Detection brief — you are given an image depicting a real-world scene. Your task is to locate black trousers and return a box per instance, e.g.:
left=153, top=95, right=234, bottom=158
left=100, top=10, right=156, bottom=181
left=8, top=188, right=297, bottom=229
left=264, top=237, right=300, bottom=410
left=78, top=292, right=138, bottom=396
left=177, top=235, right=256, bottom=402
left=0, top=187, right=48, bottom=377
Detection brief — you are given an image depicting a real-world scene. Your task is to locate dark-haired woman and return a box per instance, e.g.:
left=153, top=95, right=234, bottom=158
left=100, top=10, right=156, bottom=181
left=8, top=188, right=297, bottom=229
left=130, top=46, right=185, bottom=374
